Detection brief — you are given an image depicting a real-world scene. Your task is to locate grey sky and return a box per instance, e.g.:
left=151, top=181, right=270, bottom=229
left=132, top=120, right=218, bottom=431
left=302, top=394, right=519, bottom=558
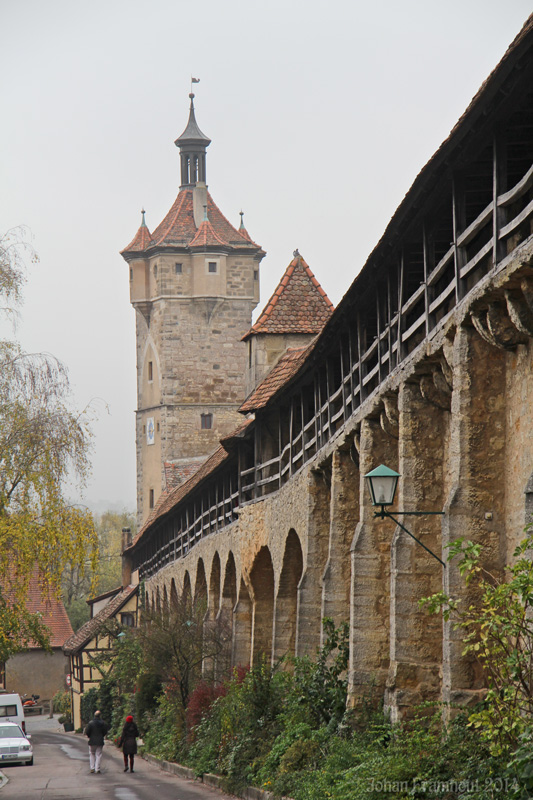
left=1, top=0, right=531, bottom=512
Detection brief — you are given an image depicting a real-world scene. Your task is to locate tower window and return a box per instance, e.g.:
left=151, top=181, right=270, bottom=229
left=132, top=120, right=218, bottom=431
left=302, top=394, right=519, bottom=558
left=208, top=262, right=217, bottom=274
left=153, top=264, right=158, bottom=277
left=130, top=268, right=133, bottom=281
left=254, top=270, right=258, bottom=280
left=175, top=263, right=182, bottom=274
left=149, top=489, right=154, bottom=509
left=201, top=413, right=213, bottom=430
left=148, top=361, right=153, bottom=381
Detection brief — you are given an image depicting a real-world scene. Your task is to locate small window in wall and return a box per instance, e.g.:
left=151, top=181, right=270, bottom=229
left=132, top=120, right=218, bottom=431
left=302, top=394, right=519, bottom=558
left=148, top=361, right=153, bottom=381
left=208, top=261, right=218, bottom=274
left=149, top=489, right=154, bottom=509
left=254, top=269, right=258, bottom=280
left=153, top=264, right=158, bottom=277
left=201, top=413, right=213, bottom=430
left=120, top=613, right=135, bottom=628
left=175, top=262, right=183, bottom=274
left=130, top=268, right=133, bottom=281
left=156, top=422, right=160, bottom=432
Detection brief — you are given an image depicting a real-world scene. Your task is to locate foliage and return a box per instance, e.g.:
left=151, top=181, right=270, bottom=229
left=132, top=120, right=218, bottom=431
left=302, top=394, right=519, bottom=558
left=139, top=595, right=230, bottom=710
left=289, top=617, right=350, bottom=728
left=0, top=227, right=98, bottom=660
left=52, top=690, right=72, bottom=716
left=142, top=689, right=186, bottom=762
left=62, top=510, right=136, bottom=631
left=135, top=672, right=162, bottom=734
left=421, top=531, right=533, bottom=755
left=186, top=680, right=227, bottom=735
left=80, top=688, right=98, bottom=727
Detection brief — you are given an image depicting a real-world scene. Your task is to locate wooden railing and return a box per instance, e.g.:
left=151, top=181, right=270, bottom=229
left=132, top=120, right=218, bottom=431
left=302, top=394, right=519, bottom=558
left=134, top=155, right=533, bottom=578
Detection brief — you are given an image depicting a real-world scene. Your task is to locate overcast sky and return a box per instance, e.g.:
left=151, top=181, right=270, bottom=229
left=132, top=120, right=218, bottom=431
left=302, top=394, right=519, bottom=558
left=1, top=1, right=531, bottom=513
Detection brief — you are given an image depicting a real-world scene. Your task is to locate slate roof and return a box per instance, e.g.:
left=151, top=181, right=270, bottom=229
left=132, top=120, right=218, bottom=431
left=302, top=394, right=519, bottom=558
left=175, top=95, right=211, bottom=146
left=62, top=584, right=138, bottom=655
left=121, top=191, right=261, bottom=256
left=240, top=345, right=314, bottom=413
left=243, top=253, right=333, bottom=340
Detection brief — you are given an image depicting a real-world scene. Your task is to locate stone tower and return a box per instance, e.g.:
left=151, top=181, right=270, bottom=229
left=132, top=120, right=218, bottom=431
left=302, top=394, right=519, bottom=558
left=121, top=94, right=265, bottom=524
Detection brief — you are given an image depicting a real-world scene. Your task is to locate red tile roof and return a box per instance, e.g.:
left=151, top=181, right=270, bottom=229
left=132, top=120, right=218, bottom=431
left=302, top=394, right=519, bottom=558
left=243, top=253, right=333, bottom=339
left=122, top=190, right=262, bottom=255
left=24, top=572, right=74, bottom=649
left=128, top=432, right=249, bottom=551
left=62, top=585, right=138, bottom=655
left=189, top=218, right=229, bottom=248
left=240, top=345, right=315, bottom=413
left=121, top=221, right=154, bottom=253
left=164, top=460, right=205, bottom=490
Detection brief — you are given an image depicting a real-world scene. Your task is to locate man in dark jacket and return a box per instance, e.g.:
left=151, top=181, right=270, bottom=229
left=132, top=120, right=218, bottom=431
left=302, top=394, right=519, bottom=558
left=84, top=710, right=108, bottom=774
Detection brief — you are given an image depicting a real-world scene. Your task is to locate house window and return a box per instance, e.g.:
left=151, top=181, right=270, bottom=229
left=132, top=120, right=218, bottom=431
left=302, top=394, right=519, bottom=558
left=175, top=262, right=182, bottom=274
left=201, top=413, right=213, bottom=430
left=148, top=361, right=153, bottom=381
left=121, top=613, right=135, bottom=627
left=208, top=261, right=217, bottom=274
left=149, top=489, right=154, bottom=509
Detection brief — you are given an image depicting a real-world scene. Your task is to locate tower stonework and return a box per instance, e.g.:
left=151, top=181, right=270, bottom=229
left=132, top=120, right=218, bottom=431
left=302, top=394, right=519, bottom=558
left=121, top=95, right=265, bottom=524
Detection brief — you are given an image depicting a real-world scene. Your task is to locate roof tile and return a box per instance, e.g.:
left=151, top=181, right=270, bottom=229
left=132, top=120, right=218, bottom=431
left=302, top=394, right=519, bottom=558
left=240, top=344, right=315, bottom=412
left=62, top=585, right=138, bottom=655
left=243, top=253, right=333, bottom=339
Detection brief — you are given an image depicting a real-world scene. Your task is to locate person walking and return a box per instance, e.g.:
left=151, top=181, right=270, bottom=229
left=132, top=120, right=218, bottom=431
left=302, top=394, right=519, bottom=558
left=119, top=714, right=139, bottom=773
left=84, top=709, right=108, bottom=774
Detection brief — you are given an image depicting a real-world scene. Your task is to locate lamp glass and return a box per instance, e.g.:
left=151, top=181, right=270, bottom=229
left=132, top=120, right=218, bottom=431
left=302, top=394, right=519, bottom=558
left=365, top=464, right=400, bottom=506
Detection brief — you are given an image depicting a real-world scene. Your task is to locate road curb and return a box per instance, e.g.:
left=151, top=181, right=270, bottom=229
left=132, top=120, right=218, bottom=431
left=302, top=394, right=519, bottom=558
left=141, top=753, right=286, bottom=800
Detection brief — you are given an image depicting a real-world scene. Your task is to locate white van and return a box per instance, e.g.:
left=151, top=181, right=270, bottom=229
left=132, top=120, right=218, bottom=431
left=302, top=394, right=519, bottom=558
left=0, top=693, right=26, bottom=733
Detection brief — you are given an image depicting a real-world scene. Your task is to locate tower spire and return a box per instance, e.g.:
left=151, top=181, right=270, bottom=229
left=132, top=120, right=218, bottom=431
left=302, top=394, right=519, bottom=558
left=175, top=93, right=211, bottom=189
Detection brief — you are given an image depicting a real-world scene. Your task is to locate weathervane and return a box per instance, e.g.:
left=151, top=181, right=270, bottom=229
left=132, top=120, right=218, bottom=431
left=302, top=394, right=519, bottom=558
left=190, top=76, right=200, bottom=94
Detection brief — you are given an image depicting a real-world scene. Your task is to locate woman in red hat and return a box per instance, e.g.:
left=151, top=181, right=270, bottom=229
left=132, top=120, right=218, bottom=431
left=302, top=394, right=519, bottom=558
left=118, top=714, right=139, bottom=773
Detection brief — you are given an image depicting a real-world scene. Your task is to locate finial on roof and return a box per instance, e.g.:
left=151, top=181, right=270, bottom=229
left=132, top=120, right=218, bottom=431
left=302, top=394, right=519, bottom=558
left=293, top=248, right=300, bottom=258
left=239, top=210, right=245, bottom=230
left=141, top=208, right=147, bottom=227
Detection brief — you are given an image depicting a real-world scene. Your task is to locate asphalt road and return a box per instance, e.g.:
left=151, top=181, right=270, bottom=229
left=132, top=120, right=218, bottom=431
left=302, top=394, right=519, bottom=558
left=0, top=715, right=236, bottom=800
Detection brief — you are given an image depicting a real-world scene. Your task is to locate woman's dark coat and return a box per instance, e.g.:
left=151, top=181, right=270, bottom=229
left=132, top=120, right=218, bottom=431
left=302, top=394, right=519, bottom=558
left=119, top=720, right=139, bottom=755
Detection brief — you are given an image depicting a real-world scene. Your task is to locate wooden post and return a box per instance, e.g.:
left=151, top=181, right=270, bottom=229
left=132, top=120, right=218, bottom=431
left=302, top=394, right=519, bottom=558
left=493, top=131, right=507, bottom=267
left=452, top=174, right=466, bottom=302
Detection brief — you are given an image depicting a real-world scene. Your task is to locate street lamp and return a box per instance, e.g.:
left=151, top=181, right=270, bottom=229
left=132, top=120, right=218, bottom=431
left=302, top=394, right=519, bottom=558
left=364, top=464, right=445, bottom=568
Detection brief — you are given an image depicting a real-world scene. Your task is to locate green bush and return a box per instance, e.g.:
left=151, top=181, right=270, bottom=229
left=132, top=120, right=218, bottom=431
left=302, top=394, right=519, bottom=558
left=52, top=690, right=71, bottom=717
left=80, top=688, right=98, bottom=727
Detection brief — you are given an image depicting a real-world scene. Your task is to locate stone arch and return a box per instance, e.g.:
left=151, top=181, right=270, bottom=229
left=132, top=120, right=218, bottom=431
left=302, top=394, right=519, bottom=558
left=182, top=571, right=192, bottom=615
left=209, top=552, right=221, bottom=618
left=170, top=578, right=179, bottom=610
left=162, top=584, right=169, bottom=618
left=195, top=559, right=208, bottom=616
left=221, top=552, right=237, bottom=617
left=273, top=530, right=303, bottom=661
left=233, top=578, right=252, bottom=668
left=155, top=586, right=161, bottom=616
left=250, top=546, right=275, bottom=666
